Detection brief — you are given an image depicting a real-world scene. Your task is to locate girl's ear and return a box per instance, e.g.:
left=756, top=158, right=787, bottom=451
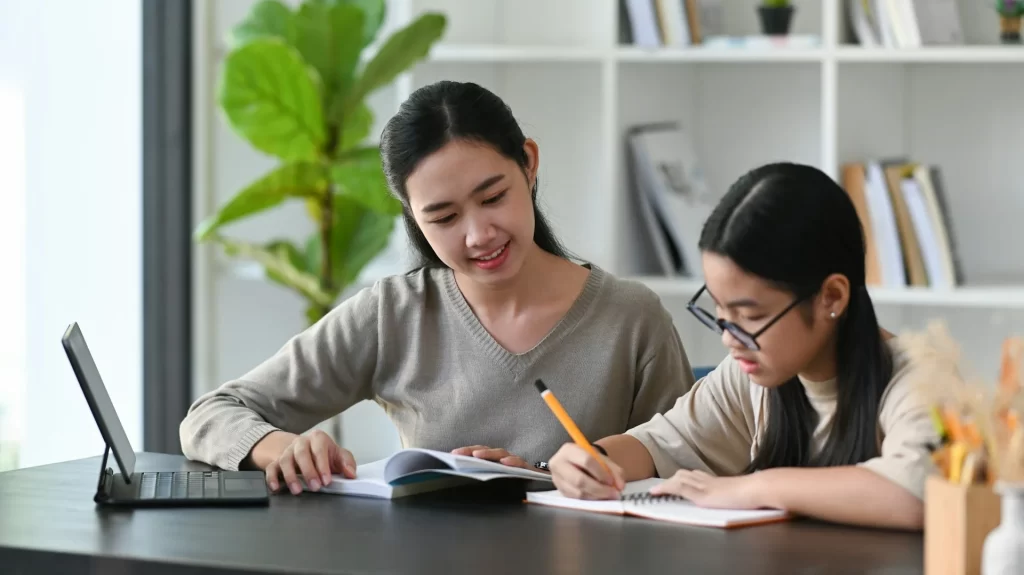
left=523, top=138, right=540, bottom=187
left=819, top=273, right=851, bottom=320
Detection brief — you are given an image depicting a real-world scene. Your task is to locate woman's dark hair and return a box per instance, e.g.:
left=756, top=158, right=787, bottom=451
left=698, top=162, right=893, bottom=471
left=379, top=80, right=570, bottom=268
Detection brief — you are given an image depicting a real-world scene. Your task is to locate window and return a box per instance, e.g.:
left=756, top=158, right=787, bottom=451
left=1, top=0, right=144, bottom=470
left=0, top=84, right=26, bottom=471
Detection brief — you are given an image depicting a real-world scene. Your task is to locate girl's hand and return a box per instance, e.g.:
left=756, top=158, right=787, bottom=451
left=451, top=445, right=532, bottom=470
left=649, top=469, right=768, bottom=510
left=264, top=430, right=357, bottom=495
left=548, top=443, right=626, bottom=500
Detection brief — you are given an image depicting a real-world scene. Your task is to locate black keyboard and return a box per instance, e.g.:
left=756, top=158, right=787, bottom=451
left=137, top=471, right=222, bottom=500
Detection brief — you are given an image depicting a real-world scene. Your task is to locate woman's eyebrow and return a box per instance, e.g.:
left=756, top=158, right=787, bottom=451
left=420, top=174, right=505, bottom=213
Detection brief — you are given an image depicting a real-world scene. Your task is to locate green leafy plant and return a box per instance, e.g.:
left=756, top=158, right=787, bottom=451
left=996, top=1, right=1024, bottom=17
left=195, top=0, right=447, bottom=325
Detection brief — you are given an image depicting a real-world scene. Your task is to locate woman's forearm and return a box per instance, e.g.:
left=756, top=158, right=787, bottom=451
left=754, top=466, right=924, bottom=530
left=596, top=435, right=657, bottom=482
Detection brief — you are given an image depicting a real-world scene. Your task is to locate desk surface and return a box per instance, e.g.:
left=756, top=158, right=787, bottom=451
left=0, top=452, right=923, bottom=575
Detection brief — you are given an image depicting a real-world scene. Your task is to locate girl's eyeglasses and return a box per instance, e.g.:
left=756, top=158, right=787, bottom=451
left=686, top=284, right=808, bottom=351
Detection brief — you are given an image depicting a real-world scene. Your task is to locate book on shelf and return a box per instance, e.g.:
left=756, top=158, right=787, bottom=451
left=305, top=448, right=552, bottom=500
left=846, top=0, right=964, bottom=48
left=841, top=159, right=964, bottom=290
left=620, top=0, right=723, bottom=47
left=626, top=122, right=715, bottom=278
left=526, top=478, right=791, bottom=529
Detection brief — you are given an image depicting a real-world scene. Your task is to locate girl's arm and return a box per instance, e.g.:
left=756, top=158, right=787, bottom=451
left=754, top=466, right=924, bottom=530
left=596, top=434, right=657, bottom=482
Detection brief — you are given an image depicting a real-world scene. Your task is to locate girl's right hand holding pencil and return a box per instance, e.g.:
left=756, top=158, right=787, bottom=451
left=548, top=443, right=626, bottom=500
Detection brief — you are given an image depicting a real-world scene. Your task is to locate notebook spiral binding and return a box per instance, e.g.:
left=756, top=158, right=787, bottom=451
left=620, top=492, right=684, bottom=504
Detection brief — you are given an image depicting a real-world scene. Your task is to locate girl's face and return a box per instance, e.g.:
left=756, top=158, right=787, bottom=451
left=405, top=139, right=538, bottom=287
left=700, top=253, right=842, bottom=387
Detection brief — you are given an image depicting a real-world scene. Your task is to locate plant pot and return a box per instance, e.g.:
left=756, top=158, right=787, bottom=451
left=982, top=482, right=1024, bottom=575
left=1001, top=15, right=1022, bottom=44
left=758, top=5, right=795, bottom=36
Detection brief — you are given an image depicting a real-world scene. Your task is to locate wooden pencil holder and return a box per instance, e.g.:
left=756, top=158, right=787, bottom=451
left=925, top=475, right=1002, bottom=575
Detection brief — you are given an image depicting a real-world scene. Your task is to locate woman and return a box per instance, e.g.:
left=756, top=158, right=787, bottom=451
left=179, top=80, right=695, bottom=495
left=547, top=162, right=949, bottom=530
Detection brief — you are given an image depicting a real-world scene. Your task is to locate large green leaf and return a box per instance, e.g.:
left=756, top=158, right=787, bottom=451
left=330, top=196, right=396, bottom=287
left=331, top=147, right=402, bottom=215
left=218, top=38, right=326, bottom=161
left=304, top=197, right=394, bottom=290
left=341, top=0, right=386, bottom=46
left=216, top=236, right=334, bottom=308
left=294, top=2, right=364, bottom=121
left=194, top=162, right=328, bottom=241
left=228, top=0, right=296, bottom=47
left=338, top=102, right=373, bottom=152
left=346, top=13, right=446, bottom=112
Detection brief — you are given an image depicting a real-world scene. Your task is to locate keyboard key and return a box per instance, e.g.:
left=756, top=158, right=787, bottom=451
left=172, top=473, right=187, bottom=499
left=204, top=474, right=220, bottom=498
left=156, top=473, right=172, bottom=499
left=140, top=473, right=157, bottom=499
left=188, top=472, right=205, bottom=499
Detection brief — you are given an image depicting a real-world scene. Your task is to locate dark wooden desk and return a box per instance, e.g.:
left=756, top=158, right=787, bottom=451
left=0, top=452, right=923, bottom=574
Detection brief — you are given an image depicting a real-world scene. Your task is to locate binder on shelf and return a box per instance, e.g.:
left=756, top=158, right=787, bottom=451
left=626, top=122, right=715, bottom=279
left=841, top=158, right=964, bottom=291
left=846, top=0, right=964, bottom=48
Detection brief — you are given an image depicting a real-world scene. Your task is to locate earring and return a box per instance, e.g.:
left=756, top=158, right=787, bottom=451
left=830, top=311, right=837, bottom=319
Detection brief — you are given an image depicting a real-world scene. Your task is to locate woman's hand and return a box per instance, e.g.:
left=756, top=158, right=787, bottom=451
left=548, top=443, right=626, bottom=500
left=649, top=469, right=767, bottom=509
left=261, top=430, right=357, bottom=495
left=451, top=445, right=532, bottom=470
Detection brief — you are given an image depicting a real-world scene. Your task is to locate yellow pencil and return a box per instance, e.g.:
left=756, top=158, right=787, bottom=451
left=534, top=379, right=613, bottom=478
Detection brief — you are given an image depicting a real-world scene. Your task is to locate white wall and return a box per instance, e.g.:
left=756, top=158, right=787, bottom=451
left=19, top=0, right=143, bottom=468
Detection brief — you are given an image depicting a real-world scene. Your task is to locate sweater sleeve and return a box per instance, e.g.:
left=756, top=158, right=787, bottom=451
left=179, top=283, right=381, bottom=471
left=627, top=309, right=697, bottom=429
left=625, top=356, right=756, bottom=478
left=857, top=360, right=944, bottom=500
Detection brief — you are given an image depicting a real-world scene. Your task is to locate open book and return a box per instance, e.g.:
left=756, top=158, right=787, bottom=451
left=526, top=478, right=790, bottom=529
left=310, top=448, right=552, bottom=499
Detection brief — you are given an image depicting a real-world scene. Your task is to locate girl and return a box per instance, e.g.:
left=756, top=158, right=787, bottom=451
left=179, top=80, right=694, bottom=495
left=547, top=162, right=946, bottom=530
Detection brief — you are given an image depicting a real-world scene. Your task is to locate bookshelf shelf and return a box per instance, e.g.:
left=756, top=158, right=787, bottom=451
left=615, top=46, right=825, bottom=63
left=631, top=277, right=1024, bottom=310
left=834, top=46, right=1024, bottom=63
left=430, top=44, right=607, bottom=63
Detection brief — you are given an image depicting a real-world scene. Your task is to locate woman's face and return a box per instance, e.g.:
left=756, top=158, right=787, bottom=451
left=699, top=253, right=839, bottom=387
left=405, top=139, right=538, bottom=286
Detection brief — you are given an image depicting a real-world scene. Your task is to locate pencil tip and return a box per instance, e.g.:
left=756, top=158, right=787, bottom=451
left=534, top=379, right=547, bottom=393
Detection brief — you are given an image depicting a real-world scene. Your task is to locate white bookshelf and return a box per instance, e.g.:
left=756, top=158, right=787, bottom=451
left=195, top=0, right=1024, bottom=459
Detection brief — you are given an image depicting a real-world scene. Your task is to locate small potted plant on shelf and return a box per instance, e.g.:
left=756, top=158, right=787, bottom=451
left=758, top=0, right=795, bottom=36
left=995, top=0, right=1024, bottom=44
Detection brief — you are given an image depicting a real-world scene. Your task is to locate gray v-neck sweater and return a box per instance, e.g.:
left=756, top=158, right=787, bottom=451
left=179, top=265, right=695, bottom=471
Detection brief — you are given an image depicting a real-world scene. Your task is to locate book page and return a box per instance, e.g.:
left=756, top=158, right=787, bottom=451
left=525, top=478, right=663, bottom=514
left=626, top=498, right=789, bottom=528
left=315, top=459, right=393, bottom=497
left=386, top=448, right=551, bottom=482
left=527, top=478, right=788, bottom=528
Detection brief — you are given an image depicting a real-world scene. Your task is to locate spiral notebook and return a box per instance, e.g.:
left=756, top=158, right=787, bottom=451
left=526, top=478, right=790, bottom=529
